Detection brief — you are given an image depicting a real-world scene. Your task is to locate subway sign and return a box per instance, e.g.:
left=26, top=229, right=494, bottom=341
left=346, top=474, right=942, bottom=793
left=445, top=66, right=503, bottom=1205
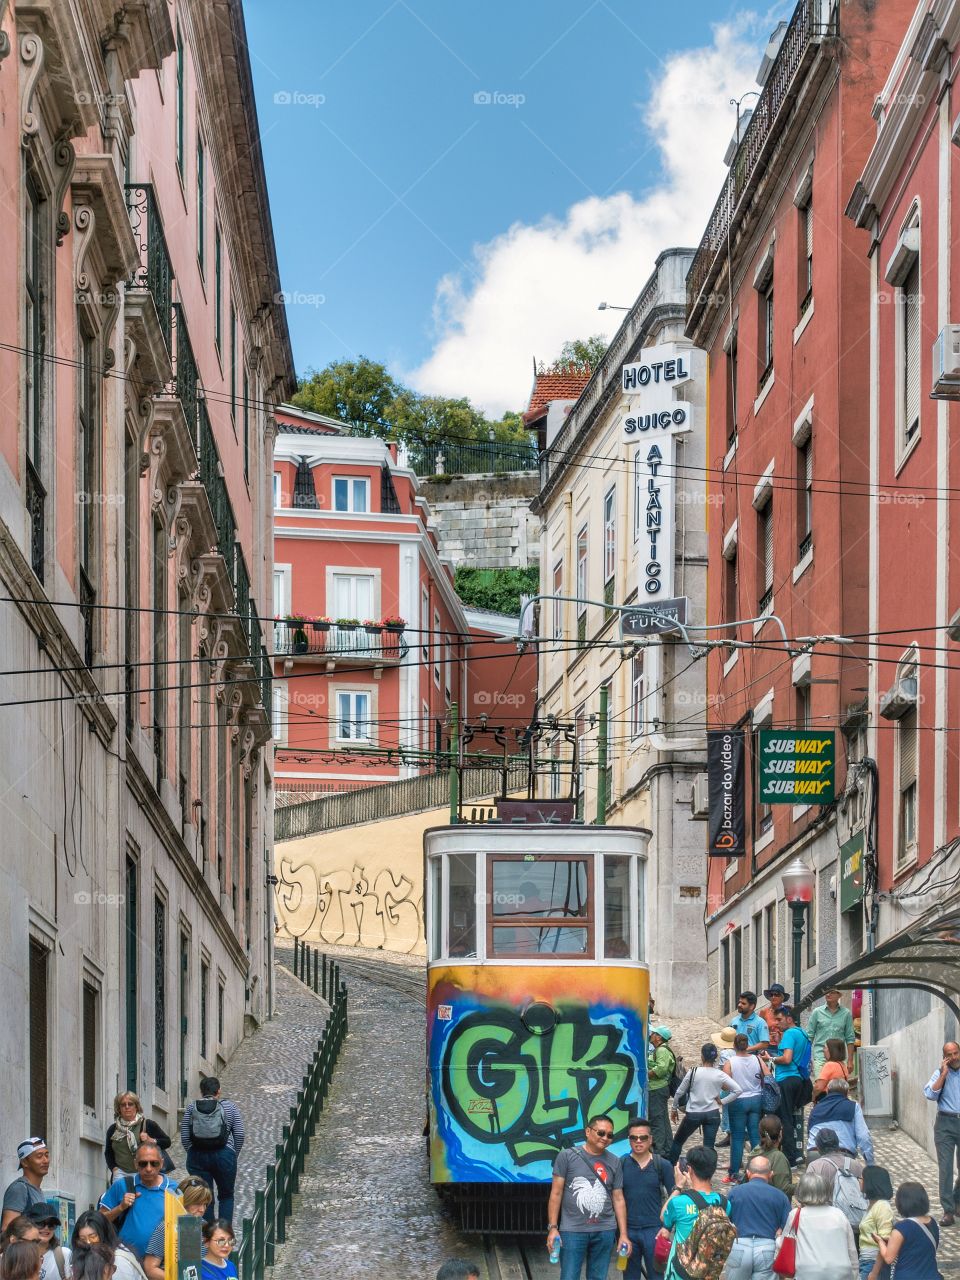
left=757, top=730, right=835, bottom=804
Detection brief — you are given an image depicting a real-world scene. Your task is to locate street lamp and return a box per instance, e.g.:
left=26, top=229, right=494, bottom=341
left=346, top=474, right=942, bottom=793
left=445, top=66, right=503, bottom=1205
left=781, top=857, right=816, bottom=1007
left=597, top=302, right=630, bottom=311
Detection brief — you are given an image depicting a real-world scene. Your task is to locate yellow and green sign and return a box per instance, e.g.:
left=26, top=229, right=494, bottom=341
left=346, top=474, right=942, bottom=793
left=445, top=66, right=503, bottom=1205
left=757, top=730, right=835, bottom=804
left=840, top=831, right=865, bottom=913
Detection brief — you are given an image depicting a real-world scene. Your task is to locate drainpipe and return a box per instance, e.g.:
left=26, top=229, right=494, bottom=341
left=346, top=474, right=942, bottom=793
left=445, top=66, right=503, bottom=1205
left=596, top=684, right=609, bottom=824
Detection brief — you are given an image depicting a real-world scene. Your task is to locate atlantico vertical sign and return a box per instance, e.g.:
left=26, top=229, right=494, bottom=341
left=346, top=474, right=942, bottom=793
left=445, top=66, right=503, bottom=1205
left=707, top=730, right=746, bottom=857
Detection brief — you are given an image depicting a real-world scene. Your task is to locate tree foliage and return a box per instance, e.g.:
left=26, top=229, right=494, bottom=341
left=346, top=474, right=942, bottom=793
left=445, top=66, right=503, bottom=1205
left=455, top=566, right=540, bottom=617
left=557, top=335, right=609, bottom=370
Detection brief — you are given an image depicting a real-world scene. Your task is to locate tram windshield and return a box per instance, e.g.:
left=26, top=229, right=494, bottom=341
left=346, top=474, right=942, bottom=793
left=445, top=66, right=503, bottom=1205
left=489, top=856, right=590, bottom=957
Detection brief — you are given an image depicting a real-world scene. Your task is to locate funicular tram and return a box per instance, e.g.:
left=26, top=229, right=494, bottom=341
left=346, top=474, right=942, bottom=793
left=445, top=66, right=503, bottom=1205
left=424, top=721, right=651, bottom=1231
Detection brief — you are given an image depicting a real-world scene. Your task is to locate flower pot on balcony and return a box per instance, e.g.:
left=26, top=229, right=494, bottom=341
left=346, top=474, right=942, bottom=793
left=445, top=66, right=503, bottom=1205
left=364, top=624, right=382, bottom=635
left=312, top=621, right=330, bottom=633
left=385, top=622, right=405, bottom=634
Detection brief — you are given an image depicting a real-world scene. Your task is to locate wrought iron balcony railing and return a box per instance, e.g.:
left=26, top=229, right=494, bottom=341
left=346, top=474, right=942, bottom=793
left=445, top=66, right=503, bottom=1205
left=198, top=401, right=237, bottom=588
left=25, top=458, right=44, bottom=583
left=273, top=624, right=408, bottom=663
left=411, top=436, right=538, bottom=477
left=124, top=184, right=173, bottom=353
left=686, top=0, right=837, bottom=321
left=174, top=303, right=200, bottom=437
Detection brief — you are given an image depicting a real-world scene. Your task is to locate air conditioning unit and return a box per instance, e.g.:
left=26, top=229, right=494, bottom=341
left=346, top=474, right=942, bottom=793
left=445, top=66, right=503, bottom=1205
left=691, top=772, right=709, bottom=820
left=879, top=675, right=918, bottom=720
left=932, top=325, right=960, bottom=398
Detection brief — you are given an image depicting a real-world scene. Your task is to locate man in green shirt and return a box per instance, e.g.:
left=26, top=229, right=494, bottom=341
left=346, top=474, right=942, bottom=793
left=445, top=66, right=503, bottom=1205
left=805, top=988, right=856, bottom=1075
left=647, top=1026, right=675, bottom=1157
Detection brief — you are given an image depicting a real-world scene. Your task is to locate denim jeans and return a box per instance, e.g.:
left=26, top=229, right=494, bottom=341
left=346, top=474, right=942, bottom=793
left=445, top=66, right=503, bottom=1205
left=624, top=1227, right=660, bottom=1279
left=858, top=1258, right=891, bottom=1280
left=559, top=1229, right=616, bottom=1280
left=186, top=1145, right=237, bottom=1227
left=668, top=1110, right=720, bottom=1163
left=728, top=1095, right=763, bottom=1176
left=724, top=1237, right=777, bottom=1280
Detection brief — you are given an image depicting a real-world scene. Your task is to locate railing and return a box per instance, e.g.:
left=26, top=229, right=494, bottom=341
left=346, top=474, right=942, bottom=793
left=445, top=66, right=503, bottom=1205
left=252, top=619, right=271, bottom=713
left=174, top=303, right=200, bottom=436
left=198, top=401, right=237, bottom=587
left=235, top=551, right=251, bottom=647
left=277, top=761, right=530, bottom=840
left=411, top=437, right=538, bottom=477
left=686, top=0, right=837, bottom=317
left=273, top=624, right=408, bottom=662
left=25, top=458, right=44, bottom=583
left=231, top=974, right=347, bottom=1280
left=291, top=940, right=342, bottom=1003
left=125, top=184, right=173, bottom=353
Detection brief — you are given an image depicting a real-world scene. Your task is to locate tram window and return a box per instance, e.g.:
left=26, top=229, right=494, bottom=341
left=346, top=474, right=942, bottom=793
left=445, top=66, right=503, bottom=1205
left=488, top=857, right=592, bottom=957
left=603, top=855, right=632, bottom=959
left=448, top=854, right=477, bottom=957
left=428, top=857, right=441, bottom=961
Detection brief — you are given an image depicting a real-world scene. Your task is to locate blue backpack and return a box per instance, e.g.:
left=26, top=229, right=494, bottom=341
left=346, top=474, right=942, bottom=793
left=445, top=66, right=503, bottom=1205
left=794, top=1032, right=813, bottom=1079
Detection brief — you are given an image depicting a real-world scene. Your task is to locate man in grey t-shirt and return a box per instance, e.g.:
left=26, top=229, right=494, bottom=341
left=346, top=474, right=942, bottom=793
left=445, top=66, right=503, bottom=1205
left=546, top=1115, right=631, bottom=1279
left=1, top=1137, right=50, bottom=1231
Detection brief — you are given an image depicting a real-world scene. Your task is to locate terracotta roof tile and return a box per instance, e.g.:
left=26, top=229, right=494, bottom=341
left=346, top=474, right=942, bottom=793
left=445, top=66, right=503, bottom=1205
left=523, top=369, right=592, bottom=420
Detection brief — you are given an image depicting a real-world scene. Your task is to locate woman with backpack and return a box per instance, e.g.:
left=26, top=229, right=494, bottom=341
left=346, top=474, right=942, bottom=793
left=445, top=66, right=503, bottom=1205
left=874, top=1182, right=943, bottom=1280
left=104, top=1096, right=172, bottom=1182
left=782, top=1172, right=858, bottom=1278
left=648, top=1027, right=677, bottom=1157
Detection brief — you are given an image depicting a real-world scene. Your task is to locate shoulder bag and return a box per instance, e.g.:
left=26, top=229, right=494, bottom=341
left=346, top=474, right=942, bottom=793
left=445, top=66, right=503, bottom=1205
left=772, top=1207, right=800, bottom=1277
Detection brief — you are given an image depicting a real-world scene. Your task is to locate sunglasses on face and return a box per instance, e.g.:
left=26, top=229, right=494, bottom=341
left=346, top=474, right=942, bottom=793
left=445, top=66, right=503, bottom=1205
left=137, top=1160, right=161, bottom=1168
left=210, top=1237, right=234, bottom=1246
left=592, top=1129, right=613, bottom=1139
left=629, top=1134, right=651, bottom=1141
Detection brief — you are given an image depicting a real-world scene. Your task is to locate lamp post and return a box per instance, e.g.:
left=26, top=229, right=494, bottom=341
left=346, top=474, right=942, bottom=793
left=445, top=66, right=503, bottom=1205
left=781, top=857, right=816, bottom=1006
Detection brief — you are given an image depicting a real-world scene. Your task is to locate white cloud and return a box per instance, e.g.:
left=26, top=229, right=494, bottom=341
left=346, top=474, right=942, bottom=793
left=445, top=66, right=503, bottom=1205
left=406, top=15, right=773, bottom=417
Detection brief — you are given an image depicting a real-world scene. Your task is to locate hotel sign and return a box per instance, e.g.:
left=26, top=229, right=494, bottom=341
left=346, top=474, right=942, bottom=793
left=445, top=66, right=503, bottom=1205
left=757, top=730, right=836, bottom=805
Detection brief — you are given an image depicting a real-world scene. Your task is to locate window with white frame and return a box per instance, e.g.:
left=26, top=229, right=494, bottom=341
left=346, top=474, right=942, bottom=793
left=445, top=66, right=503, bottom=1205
left=336, top=690, right=371, bottom=741
left=630, top=654, right=645, bottom=739
left=576, top=524, right=588, bottom=635
left=896, top=654, right=919, bottom=868
left=603, top=488, right=616, bottom=586
left=196, top=132, right=206, bottom=275
left=333, top=476, right=369, bottom=513
left=800, top=196, right=813, bottom=315
left=272, top=682, right=288, bottom=745
left=796, top=436, right=813, bottom=558
left=445, top=641, right=452, bottom=702
left=331, top=573, right=374, bottom=621
left=757, top=498, right=773, bottom=612
left=433, top=610, right=441, bottom=686
left=754, top=245, right=775, bottom=389
left=552, top=561, right=563, bottom=639
left=901, top=255, right=921, bottom=447
left=421, top=587, right=430, bottom=661
left=273, top=472, right=282, bottom=509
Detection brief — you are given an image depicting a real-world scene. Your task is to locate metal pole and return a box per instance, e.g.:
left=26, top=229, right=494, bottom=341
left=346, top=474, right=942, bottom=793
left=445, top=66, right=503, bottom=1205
left=791, top=902, right=805, bottom=1008
left=448, top=702, right=459, bottom=823
left=596, top=684, right=609, bottom=825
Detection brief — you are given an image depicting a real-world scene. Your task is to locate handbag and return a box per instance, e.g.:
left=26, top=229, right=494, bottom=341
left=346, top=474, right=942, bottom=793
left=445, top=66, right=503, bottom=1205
left=761, top=1074, right=782, bottom=1112
left=772, top=1207, right=800, bottom=1277
left=652, top=1230, right=672, bottom=1274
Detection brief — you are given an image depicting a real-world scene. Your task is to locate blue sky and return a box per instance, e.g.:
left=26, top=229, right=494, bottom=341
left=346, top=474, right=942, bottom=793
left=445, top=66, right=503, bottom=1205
left=246, top=1, right=789, bottom=413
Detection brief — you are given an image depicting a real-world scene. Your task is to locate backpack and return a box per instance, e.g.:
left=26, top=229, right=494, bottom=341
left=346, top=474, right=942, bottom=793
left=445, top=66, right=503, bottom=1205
left=666, top=1049, right=685, bottom=1098
left=112, top=1175, right=137, bottom=1231
left=189, top=1098, right=229, bottom=1150
left=833, top=1157, right=869, bottom=1228
left=794, top=1032, right=813, bottom=1079
left=673, top=1191, right=736, bottom=1280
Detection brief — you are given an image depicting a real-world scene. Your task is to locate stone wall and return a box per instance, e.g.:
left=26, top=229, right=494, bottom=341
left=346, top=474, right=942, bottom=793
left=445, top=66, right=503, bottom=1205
left=419, top=472, right=540, bottom=568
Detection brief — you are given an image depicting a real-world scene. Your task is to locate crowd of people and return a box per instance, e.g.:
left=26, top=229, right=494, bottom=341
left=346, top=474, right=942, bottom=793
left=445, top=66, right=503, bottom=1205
left=0, top=1078, right=244, bottom=1280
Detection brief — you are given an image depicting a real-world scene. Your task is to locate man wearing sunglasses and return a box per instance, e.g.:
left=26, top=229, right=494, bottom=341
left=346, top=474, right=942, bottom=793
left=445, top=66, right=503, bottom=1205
left=547, top=1115, right=631, bottom=1279
left=621, top=1119, right=675, bottom=1278
left=98, top=1142, right=179, bottom=1260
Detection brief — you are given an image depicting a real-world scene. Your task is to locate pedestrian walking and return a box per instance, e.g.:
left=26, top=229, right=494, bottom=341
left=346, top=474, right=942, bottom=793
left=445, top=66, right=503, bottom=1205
left=713, top=1029, right=737, bottom=1149
left=807, top=1080, right=874, bottom=1163
left=923, top=1040, right=960, bottom=1226
left=786, top=1171, right=859, bottom=1279
left=747, top=1116, right=794, bottom=1198
left=723, top=1035, right=770, bottom=1184
left=104, top=1093, right=172, bottom=1181
left=546, top=1114, right=631, bottom=1280
left=143, top=1177, right=211, bottom=1280
left=768, top=1006, right=811, bottom=1166
left=1, top=1241, right=41, bottom=1280
left=724, top=1155, right=791, bottom=1280
left=200, top=1220, right=238, bottom=1280
left=647, top=1027, right=676, bottom=1157
left=658, top=1145, right=734, bottom=1280
left=875, top=1181, right=943, bottom=1280
left=760, top=985, right=787, bottom=1048
left=621, top=1118, right=674, bottom=1278
left=857, top=1165, right=894, bottom=1280
left=814, top=1039, right=850, bottom=1100
left=181, top=1077, right=244, bottom=1229
left=668, top=1043, right=742, bottom=1161
left=71, top=1212, right=146, bottom=1280
left=731, top=992, right=772, bottom=1052
left=22, top=1206, right=68, bottom=1280
left=1, top=1141, right=50, bottom=1231
left=806, top=989, right=857, bottom=1077
left=98, top=1142, right=178, bottom=1261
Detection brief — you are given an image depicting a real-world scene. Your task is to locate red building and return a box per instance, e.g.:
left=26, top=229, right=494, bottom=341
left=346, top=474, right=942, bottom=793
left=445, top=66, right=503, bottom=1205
left=271, top=405, right=535, bottom=797
left=687, top=0, right=914, bottom=1021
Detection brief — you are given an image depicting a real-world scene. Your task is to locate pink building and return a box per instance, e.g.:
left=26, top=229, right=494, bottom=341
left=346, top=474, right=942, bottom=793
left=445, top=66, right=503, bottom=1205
left=272, top=405, right=536, bottom=796
left=0, top=0, right=292, bottom=1205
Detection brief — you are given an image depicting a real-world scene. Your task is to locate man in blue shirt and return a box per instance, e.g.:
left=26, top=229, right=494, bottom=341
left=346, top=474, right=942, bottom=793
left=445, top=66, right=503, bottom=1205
left=806, top=1080, right=874, bottom=1163
left=769, top=1007, right=809, bottom=1167
left=924, top=1040, right=960, bottom=1226
left=621, top=1118, right=674, bottom=1278
left=99, top=1142, right=179, bottom=1260
left=730, top=992, right=770, bottom=1053
left=725, top=1155, right=791, bottom=1279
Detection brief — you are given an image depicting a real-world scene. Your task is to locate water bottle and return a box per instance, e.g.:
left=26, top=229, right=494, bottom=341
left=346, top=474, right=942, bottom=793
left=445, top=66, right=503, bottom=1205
left=616, top=1241, right=629, bottom=1272
left=548, top=1234, right=562, bottom=1264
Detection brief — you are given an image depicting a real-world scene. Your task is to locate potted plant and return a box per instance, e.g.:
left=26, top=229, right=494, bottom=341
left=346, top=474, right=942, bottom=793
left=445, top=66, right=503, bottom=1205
left=312, top=616, right=331, bottom=633
left=382, top=616, right=406, bottom=634
left=335, top=617, right=360, bottom=630
left=363, top=618, right=383, bottom=635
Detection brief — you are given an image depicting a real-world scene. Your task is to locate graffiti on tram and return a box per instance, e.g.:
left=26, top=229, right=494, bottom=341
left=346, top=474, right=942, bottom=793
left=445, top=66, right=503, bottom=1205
left=428, top=967, right=647, bottom=1183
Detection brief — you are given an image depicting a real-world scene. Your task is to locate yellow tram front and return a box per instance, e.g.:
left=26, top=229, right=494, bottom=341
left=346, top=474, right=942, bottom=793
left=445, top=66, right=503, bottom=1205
left=425, top=823, right=651, bottom=1219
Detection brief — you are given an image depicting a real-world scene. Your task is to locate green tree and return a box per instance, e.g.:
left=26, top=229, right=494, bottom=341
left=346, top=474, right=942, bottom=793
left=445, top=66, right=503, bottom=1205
left=557, top=335, right=608, bottom=369
left=455, top=566, right=539, bottom=617
left=292, top=357, right=412, bottom=436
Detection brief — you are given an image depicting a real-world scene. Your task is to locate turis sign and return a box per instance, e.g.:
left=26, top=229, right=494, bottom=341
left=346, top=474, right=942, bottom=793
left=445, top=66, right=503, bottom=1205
left=757, top=730, right=835, bottom=804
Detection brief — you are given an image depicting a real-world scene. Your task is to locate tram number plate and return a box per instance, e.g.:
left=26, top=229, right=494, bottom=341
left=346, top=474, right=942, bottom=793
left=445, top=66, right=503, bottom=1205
left=437, top=1004, right=452, bottom=1021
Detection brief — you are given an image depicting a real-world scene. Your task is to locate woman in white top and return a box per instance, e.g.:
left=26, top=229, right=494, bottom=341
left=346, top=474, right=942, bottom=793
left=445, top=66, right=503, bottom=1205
left=787, top=1171, right=858, bottom=1279
left=723, top=1033, right=770, bottom=1182
left=668, top=1041, right=741, bottom=1162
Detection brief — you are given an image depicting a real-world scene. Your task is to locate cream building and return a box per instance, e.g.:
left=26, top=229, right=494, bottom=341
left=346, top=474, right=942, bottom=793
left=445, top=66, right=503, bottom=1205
left=531, top=249, right=709, bottom=1014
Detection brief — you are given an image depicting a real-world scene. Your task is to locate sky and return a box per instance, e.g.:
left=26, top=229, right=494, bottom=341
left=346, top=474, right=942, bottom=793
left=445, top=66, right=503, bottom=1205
left=245, top=1, right=792, bottom=416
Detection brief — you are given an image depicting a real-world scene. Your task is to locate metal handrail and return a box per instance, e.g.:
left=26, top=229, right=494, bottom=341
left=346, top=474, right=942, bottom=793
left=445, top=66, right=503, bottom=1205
left=232, top=967, right=347, bottom=1280
left=411, top=437, right=538, bottom=477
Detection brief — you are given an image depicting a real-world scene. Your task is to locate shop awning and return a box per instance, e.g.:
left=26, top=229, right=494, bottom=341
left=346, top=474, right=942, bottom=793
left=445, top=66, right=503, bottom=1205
left=797, top=904, right=960, bottom=1022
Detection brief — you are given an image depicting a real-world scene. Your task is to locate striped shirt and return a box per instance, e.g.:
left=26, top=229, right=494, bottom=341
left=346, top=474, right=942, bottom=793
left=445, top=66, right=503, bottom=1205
left=181, top=1098, right=245, bottom=1155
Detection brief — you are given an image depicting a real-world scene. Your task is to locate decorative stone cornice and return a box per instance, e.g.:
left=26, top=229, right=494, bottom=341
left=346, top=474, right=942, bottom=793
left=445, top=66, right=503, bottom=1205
left=124, top=292, right=173, bottom=396
left=72, top=154, right=140, bottom=284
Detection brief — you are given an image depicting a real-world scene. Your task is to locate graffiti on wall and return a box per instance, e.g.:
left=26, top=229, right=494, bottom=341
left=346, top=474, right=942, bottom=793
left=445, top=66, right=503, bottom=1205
left=275, top=856, right=423, bottom=953
left=429, top=965, right=647, bottom=1183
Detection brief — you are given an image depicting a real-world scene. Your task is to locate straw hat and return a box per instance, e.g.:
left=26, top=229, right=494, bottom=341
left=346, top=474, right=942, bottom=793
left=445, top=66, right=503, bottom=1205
left=710, top=1027, right=737, bottom=1049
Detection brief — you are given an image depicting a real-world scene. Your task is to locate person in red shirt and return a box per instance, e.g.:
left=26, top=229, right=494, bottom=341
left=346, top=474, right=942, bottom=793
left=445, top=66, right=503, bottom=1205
left=761, top=984, right=787, bottom=1048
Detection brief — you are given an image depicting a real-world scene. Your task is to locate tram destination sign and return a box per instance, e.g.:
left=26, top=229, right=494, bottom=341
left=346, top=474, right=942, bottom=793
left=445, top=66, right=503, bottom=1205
left=621, top=596, right=688, bottom=638
left=757, top=730, right=836, bottom=804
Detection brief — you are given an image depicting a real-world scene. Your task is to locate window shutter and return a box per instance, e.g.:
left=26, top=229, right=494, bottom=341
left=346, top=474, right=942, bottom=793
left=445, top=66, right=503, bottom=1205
left=904, top=261, right=921, bottom=436
left=28, top=940, right=48, bottom=1138
left=763, top=503, right=774, bottom=592
left=82, top=982, right=97, bottom=1110
left=899, top=706, right=918, bottom=793
left=805, top=202, right=814, bottom=259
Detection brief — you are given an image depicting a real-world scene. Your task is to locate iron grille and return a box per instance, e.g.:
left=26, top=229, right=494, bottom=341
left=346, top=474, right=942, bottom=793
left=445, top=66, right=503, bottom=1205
left=198, top=402, right=236, bottom=588
left=124, top=185, right=173, bottom=353
left=174, top=303, right=199, bottom=438
left=26, top=458, right=44, bottom=583
left=79, top=566, right=95, bottom=667
left=410, top=435, right=538, bottom=476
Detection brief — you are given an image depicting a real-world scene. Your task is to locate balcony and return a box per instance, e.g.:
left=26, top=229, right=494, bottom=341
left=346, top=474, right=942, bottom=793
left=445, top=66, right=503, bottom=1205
left=686, top=0, right=837, bottom=328
left=273, top=623, right=408, bottom=665
left=125, top=184, right=173, bottom=355
left=198, top=401, right=237, bottom=588
left=411, top=436, right=538, bottom=477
